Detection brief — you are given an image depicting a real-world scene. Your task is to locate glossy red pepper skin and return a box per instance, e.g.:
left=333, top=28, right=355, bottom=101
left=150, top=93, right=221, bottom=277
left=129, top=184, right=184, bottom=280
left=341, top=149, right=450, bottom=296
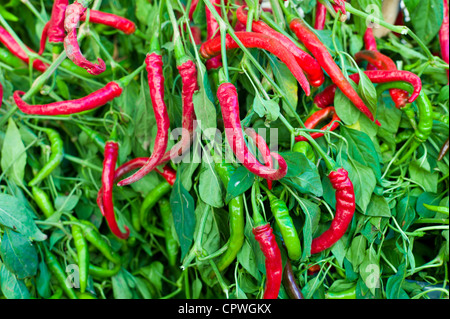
left=363, top=28, right=377, bottom=51
left=190, top=26, right=202, bottom=45
left=217, top=82, right=287, bottom=180
left=253, top=223, right=282, bottom=299
left=314, top=70, right=422, bottom=109
left=0, top=26, right=48, bottom=72
left=47, top=0, right=69, bottom=43
left=440, top=0, right=449, bottom=79
left=80, top=10, right=136, bottom=34
left=14, top=81, right=122, bottom=115
left=355, top=50, right=409, bottom=108
left=245, top=127, right=274, bottom=190
left=117, top=53, right=170, bottom=187
left=112, top=158, right=176, bottom=186
left=314, top=2, right=327, bottom=30
left=295, top=106, right=340, bottom=141
left=311, top=168, right=355, bottom=254
left=64, top=1, right=106, bottom=75
left=97, top=141, right=130, bottom=239
left=289, top=18, right=377, bottom=123
left=205, top=0, right=223, bottom=70
left=201, top=32, right=311, bottom=96
left=236, top=6, right=324, bottom=87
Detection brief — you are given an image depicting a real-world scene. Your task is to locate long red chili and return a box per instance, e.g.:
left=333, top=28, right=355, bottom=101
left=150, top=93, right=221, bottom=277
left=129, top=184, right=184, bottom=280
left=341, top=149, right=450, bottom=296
left=188, top=0, right=199, bottom=21
left=253, top=223, right=282, bottom=299
left=64, top=1, right=106, bottom=75
left=47, top=0, right=68, bottom=43
left=116, top=53, right=170, bottom=187
left=314, top=2, right=327, bottom=30
left=295, top=106, right=340, bottom=141
left=313, top=70, right=422, bottom=109
left=245, top=127, right=274, bottom=190
left=355, top=50, right=410, bottom=108
left=236, top=6, right=324, bottom=87
left=363, top=28, right=377, bottom=51
left=14, top=81, right=122, bottom=115
left=217, top=82, right=287, bottom=181
left=440, top=0, right=449, bottom=79
left=205, top=0, right=223, bottom=70
left=311, top=168, right=355, bottom=254
left=201, top=32, right=311, bottom=96
left=97, top=141, right=130, bottom=239
left=289, top=18, right=377, bottom=123
left=0, top=26, right=48, bottom=72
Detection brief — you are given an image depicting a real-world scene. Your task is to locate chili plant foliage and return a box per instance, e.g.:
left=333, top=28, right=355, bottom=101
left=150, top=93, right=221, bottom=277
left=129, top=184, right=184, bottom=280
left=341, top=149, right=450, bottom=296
left=0, top=0, right=448, bottom=301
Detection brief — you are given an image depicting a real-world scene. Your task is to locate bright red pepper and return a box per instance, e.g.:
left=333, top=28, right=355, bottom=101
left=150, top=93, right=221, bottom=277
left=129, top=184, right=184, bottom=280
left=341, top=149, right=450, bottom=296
left=253, top=223, right=282, bottom=299
left=440, top=0, right=449, bottom=79
left=314, top=70, right=422, bottom=109
left=363, top=28, right=377, bottom=51
left=314, top=2, right=327, bottom=30
left=245, top=127, right=274, bottom=190
left=201, top=32, right=311, bottom=96
left=14, top=81, right=122, bottom=115
left=289, top=18, right=378, bottom=124
left=80, top=10, right=136, bottom=34
left=0, top=26, right=48, bottom=72
left=97, top=141, right=130, bottom=239
left=217, top=82, right=287, bottom=181
left=205, top=0, right=223, bottom=70
left=64, top=1, right=106, bottom=75
left=295, top=106, right=340, bottom=141
left=116, top=53, right=170, bottom=187
left=236, top=6, right=325, bottom=87
left=311, top=168, right=355, bottom=254
left=47, top=0, right=68, bottom=43
left=188, top=0, right=199, bottom=21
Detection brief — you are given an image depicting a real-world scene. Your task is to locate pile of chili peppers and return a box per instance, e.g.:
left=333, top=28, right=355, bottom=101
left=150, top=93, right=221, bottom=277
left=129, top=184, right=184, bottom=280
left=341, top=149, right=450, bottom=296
left=0, top=0, right=448, bottom=301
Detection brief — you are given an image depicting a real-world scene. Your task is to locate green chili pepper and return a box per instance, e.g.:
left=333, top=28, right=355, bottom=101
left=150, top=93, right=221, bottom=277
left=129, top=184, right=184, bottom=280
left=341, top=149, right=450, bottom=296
left=158, top=198, right=179, bottom=267
left=423, top=204, right=449, bottom=215
left=78, top=220, right=121, bottom=265
left=264, top=187, right=301, bottom=261
left=76, top=292, right=97, bottom=299
left=325, top=285, right=357, bottom=299
left=292, top=141, right=316, bottom=162
left=0, top=46, right=27, bottom=69
left=43, top=246, right=78, bottom=299
left=70, top=217, right=89, bottom=294
left=48, top=286, right=64, bottom=299
left=214, top=161, right=245, bottom=272
left=31, top=186, right=55, bottom=219
left=28, top=127, right=64, bottom=187
left=89, top=263, right=121, bottom=278
left=140, top=181, right=172, bottom=231
left=77, top=123, right=107, bottom=151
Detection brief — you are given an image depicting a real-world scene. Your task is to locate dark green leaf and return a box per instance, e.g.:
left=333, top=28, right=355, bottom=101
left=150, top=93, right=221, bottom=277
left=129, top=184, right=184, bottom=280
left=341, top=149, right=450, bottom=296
left=225, top=166, right=254, bottom=204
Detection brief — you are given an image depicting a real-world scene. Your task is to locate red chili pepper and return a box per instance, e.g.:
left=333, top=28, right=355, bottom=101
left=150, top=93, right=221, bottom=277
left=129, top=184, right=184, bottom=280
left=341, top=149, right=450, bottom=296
left=295, top=106, right=340, bottom=141
left=355, top=50, right=410, bottom=108
left=188, top=0, right=199, bottom=21
left=14, top=81, right=122, bottom=115
left=314, top=70, right=422, bottom=110
left=80, top=10, right=136, bottom=34
left=363, top=28, right=377, bottom=51
left=217, top=82, right=287, bottom=180
left=64, top=1, right=106, bottom=75
left=245, top=127, right=274, bottom=190
left=0, top=26, right=48, bottom=72
left=236, top=6, right=325, bottom=87
left=439, top=0, right=449, bottom=80
left=252, top=223, right=282, bottom=299
left=0, top=81, right=3, bottom=109
left=47, top=0, right=68, bottom=43
left=112, top=158, right=176, bottom=186
left=116, top=53, right=170, bottom=187
left=201, top=32, right=311, bottom=96
left=314, top=2, right=327, bottom=30
left=289, top=18, right=377, bottom=123
left=97, top=141, right=130, bottom=239
left=205, top=0, right=223, bottom=70
left=311, top=168, right=355, bottom=254
left=190, top=26, right=202, bottom=45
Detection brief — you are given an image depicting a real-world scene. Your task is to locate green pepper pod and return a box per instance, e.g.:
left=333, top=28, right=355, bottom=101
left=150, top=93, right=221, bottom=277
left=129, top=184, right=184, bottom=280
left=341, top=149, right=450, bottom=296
left=140, top=181, right=172, bottom=231
left=43, top=246, right=78, bottom=299
left=70, top=217, right=89, bottom=293
left=292, top=141, right=316, bottom=162
left=31, top=186, right=55, bottom=218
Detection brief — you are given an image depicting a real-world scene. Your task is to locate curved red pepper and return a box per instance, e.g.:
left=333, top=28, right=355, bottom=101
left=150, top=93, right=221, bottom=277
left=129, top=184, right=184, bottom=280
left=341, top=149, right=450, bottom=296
left=0, top=26, right=48, bottom=72
left=64, top=1, right=106, bottom=75
left=355, top=50, right=410, bottom=108
left=311, top=168, right=355, bottom=254
left=217, top=82, right=287, bottom=181
left=47, top=0, right=69, bottom=43
left=314, top=2, right=327, bottom=30
left=363, top=28, right=377, bottom=51
left=245, top=127, right=274, bottom=190
left=201, top=32, right=311, bottom=96
left=236, top=6, right=324, bottom=87
left=97, top=141, right=130, bottom=239
left=295, top=106, right=340, bottom=141
left=439, top=0, right=449, bottom=80
left=289, top=18, right=377, bottom=124
left=314, top=70, right=422, bottom=109
left=80, top=10, right=136, bottom=34
left=205, top=0, right=223, bottom=70
left=253, top=223, right=282, bottom=299
left=14, top=81, right=122, bottom=115
left=117, top=53, right=170, bottom=187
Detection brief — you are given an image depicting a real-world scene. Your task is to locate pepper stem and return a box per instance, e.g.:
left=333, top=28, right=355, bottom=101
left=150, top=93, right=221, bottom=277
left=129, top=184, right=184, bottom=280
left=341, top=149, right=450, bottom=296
left=116, top=63, right=146, bottom=88
left=251, top=182, right=265, bottom=227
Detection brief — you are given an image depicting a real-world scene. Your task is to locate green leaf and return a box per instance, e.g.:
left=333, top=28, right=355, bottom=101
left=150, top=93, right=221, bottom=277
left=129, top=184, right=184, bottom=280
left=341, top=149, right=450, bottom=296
left=344, top=159, right=376, bottom=213
left=1, top=119, right=26, bottom=186
left=36, top=261, right=52, bottom=299
left=365, top=194, right=391, bottom=217
left=346, top=235, right=367, bottom=269
left=359, top=246, right=381, bottom=296
left=297, top=197, right=321, bottom=258
left=0, top=194, right=47, bottom=241
left=237, top=240, right=260, bottom=280
left=0, top=228, right=38, bottom=279
left=409, top=0, right=444, bottom=45
left=386, top=263, right=409, bottom=299
left=225, top=166, right=254, bottom=204
left=199, top=161, right=223, bottom=208
left=416, top=192, right=441, bottom=218
left=0, top=264, right=30, bottom=299
left=334, top=81, right=361, bottom=125
left=112, top=269, right=133, bottom=299
left=409, top=159, right=438, bottom=193
left=170, top=170, right=196, bottom=260
left=54, top=194, right=80, bottom=213
left=193, top=82, right=217, bottom=132
left=357, top=71, right=378, bottom=116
